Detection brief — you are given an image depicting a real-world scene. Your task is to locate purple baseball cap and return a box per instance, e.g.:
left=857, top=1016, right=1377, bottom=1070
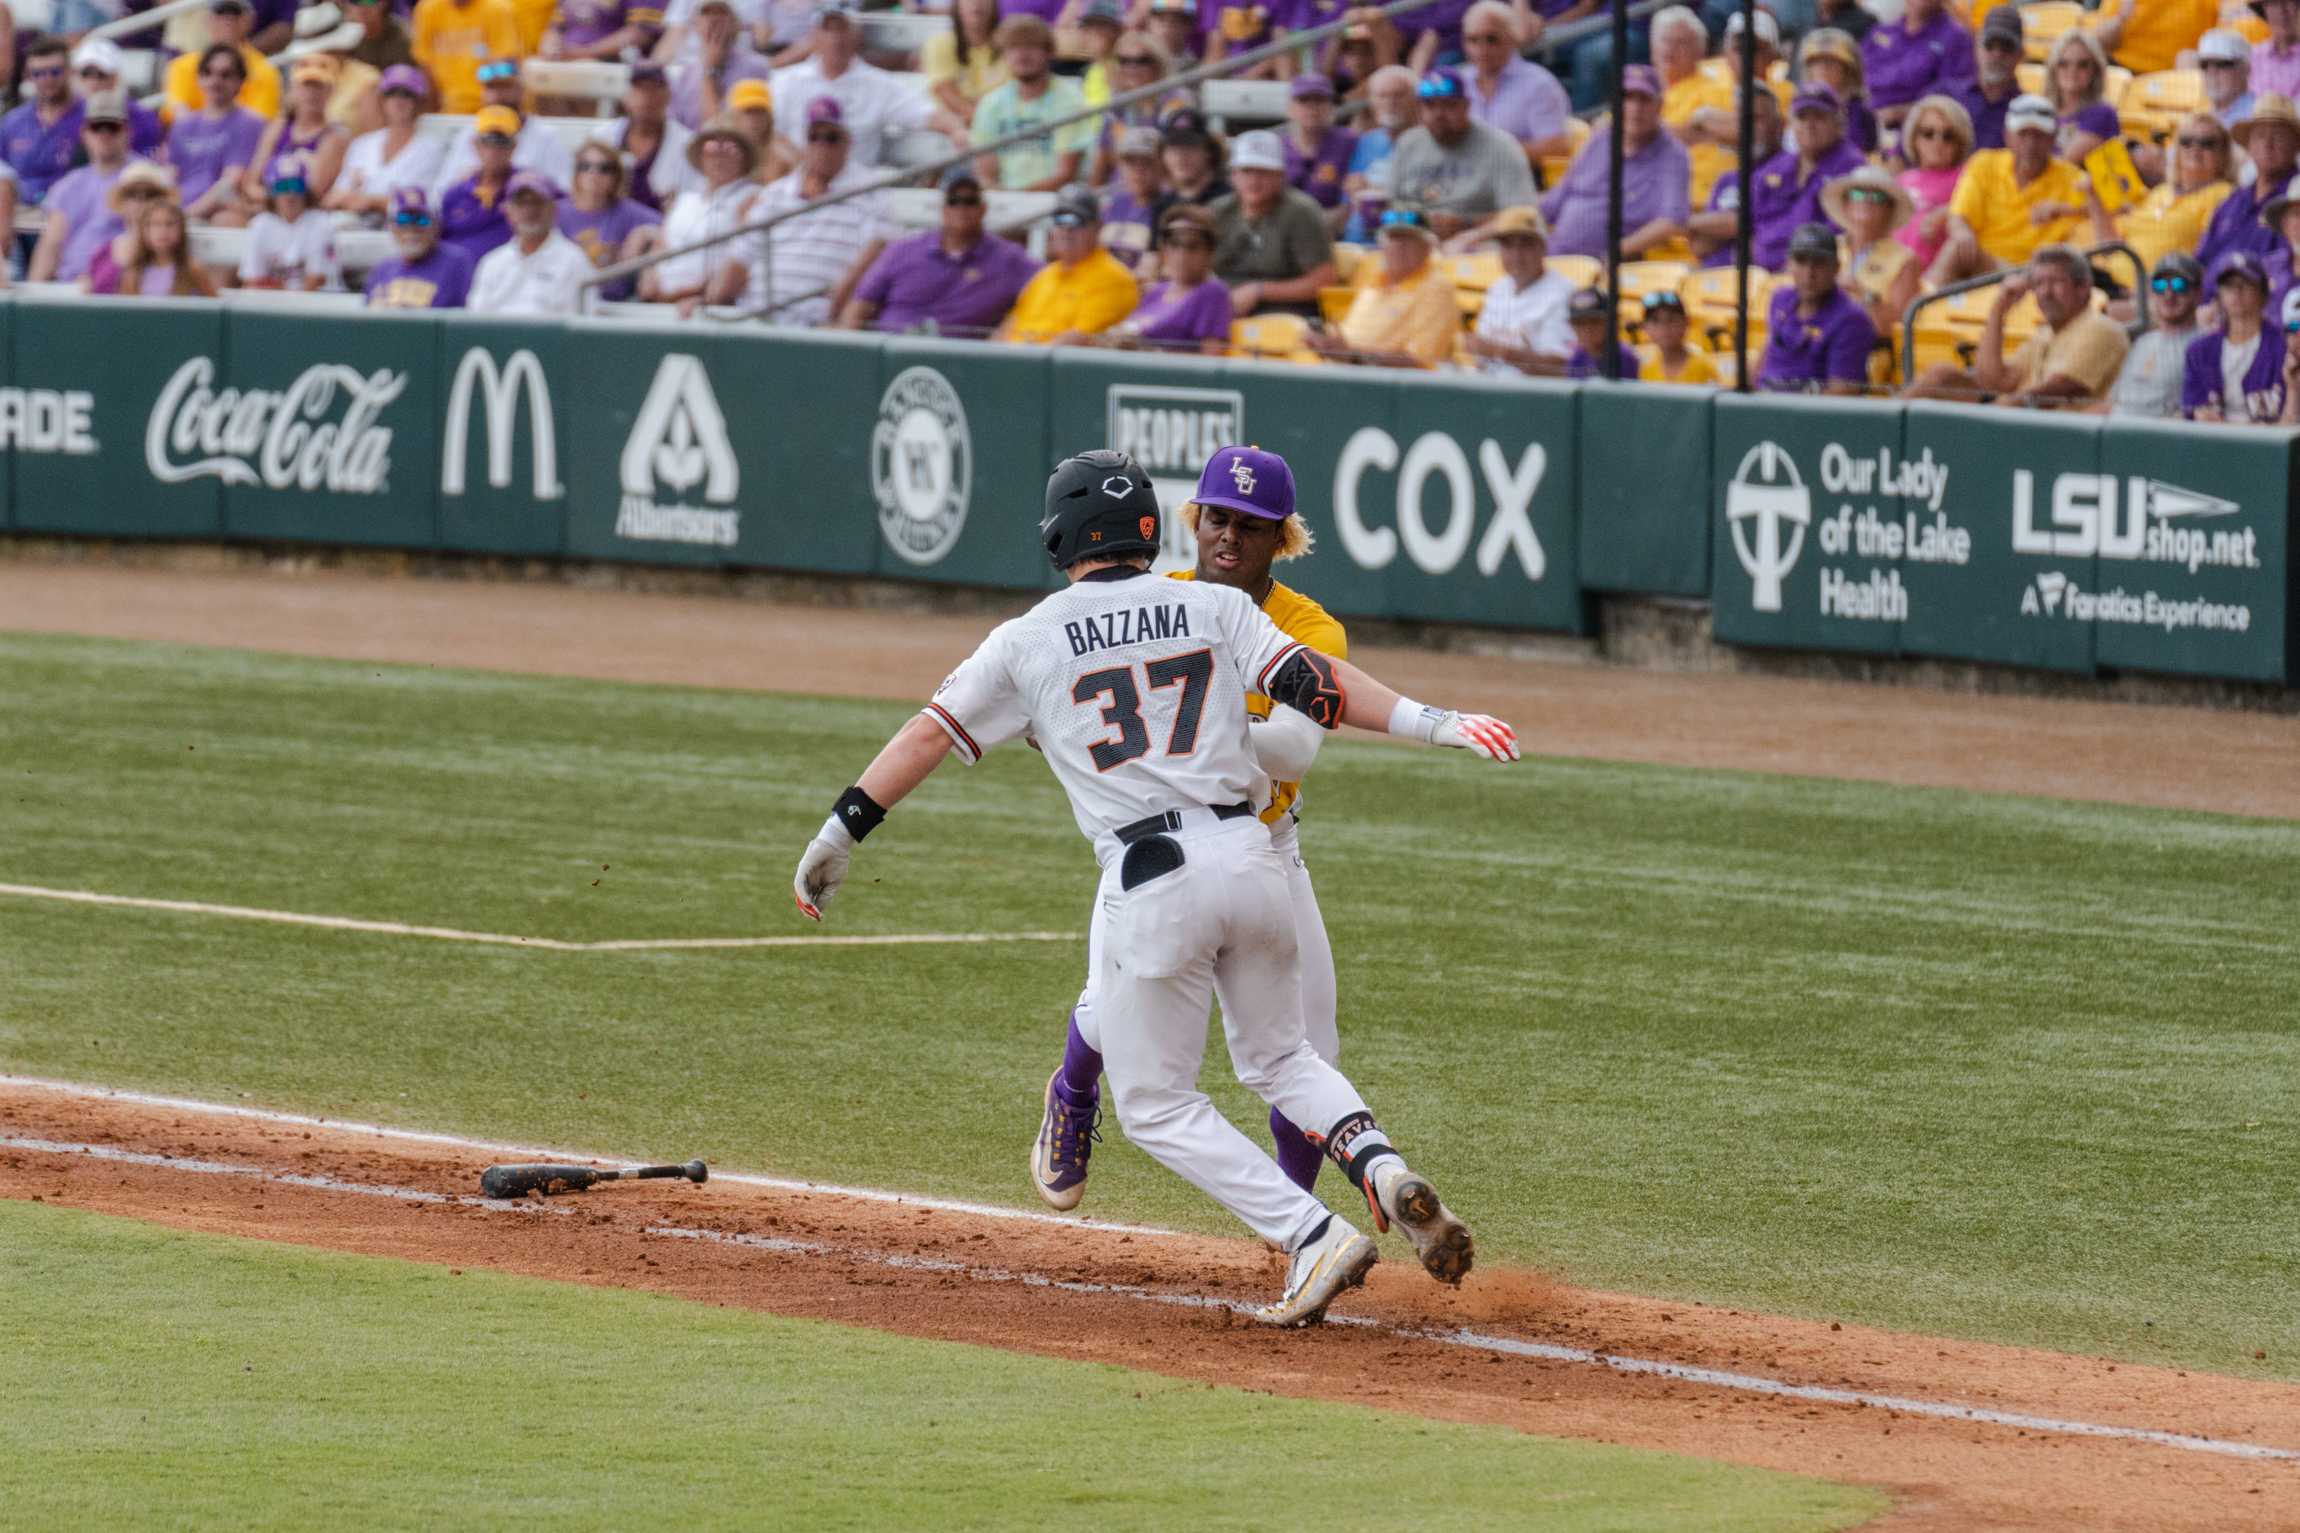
left=380, top=63, right=429, bottom=97
left=2212, top=249, right=2268, bottom=291
left=388, top=186, right=433, bottom=221
left=1290, top=72, right=1334, bottom=99
left=1791, top=80, right=1843, bottom=117
left=1194, top=446, right=1295, bottom=521
left=806, top=95, right=846, bottom=128
left=1621, top=63, right=1662, bottom=99
left=505, top=170, right=559, bottom=200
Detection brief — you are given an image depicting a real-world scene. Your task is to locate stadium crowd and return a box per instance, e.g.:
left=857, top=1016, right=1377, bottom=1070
left=5, top=0, right=2300, bottom=418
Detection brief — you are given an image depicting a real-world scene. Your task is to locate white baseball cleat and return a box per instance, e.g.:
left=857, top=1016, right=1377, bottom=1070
left=1255, top=1214, right=1378, bottom=1327
left=1366, top=1158, right=1475, bottom=1286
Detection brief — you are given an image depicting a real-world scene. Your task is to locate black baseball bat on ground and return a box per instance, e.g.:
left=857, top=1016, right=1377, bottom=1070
left=480, top=1160, right=708, bottom=1199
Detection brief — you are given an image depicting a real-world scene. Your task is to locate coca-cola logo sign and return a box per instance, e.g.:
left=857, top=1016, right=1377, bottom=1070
left=144, top=357, right=404, bottom=493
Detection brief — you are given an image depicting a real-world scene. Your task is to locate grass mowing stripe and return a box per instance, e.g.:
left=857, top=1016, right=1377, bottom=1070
left=0, top=1201, right=1884, bottom=1532
left=2, top=632, right=2294, bottom=1379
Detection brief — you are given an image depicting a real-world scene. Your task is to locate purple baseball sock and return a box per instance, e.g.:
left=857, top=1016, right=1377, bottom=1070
left=1269, top=1106, right=1322, bottom=1192
left=1057, top=1010, right=1102, bottom=1108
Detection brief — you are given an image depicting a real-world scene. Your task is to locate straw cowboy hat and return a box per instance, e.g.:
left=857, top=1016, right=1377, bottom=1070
left=685, top=116, right=760, bottom=175
left=2233, top=92, right=2300, bottom=152
left=1820, top=162, right=1915, bottom=234
left=105, top=161, right=177, bottom=215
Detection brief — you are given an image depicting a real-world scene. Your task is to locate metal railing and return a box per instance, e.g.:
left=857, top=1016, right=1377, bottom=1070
left=1897, top=239, right=2147, bottom=379
left=584, top=0, right=1665, bottom=299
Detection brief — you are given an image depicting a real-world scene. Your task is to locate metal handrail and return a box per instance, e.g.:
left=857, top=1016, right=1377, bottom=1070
left=1898, top=239, right=2146, bottom=378
left=88, top=0, right=212, bottom=43
left=584, top=0, right=1662, bottom=295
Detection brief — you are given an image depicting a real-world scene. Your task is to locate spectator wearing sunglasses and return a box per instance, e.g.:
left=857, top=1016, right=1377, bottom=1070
left=438, top=105, right=527, bottom=259
left=1894, top=94, right=1971, bottom=272
left=432, top=61, right=579, bottom=199
left=161, top=3, right=281, bottom=128
left=2185, top=251, right=2284, bottom=421
left=1457, top=1, right=1571, bottom=168
left=1106, top=204, right=1234, bottom=354
left=2196, top=31, right=2256, bottom=130
left=839, top=164, right=1040, bottom=335
left=68, top=39, right=165, bottom=158
left=366, top=186, right=476, bottom=307
left=1539, top=65, right=1686, bottom=259
left=27, top=92, right=151, bottom=285
left=1089, top=33, right=1194, bottom=186
left=1, top=39, right=84, bottom=206
left=1821, top=162, right=1918, bottom=342
left=732, top=96, right=889, bottom=325
left=1747, top=83, right=1866, bottom=272
left=167, top=45, right=268, bottom=226
left=1212, top=130, right=1337, bottom=319
left=331, top=66, right=448, bottom=218
left=2107, top=112, right=2232, bottom=275
left=1390, top=67, right=1538, bottom=241
left=558, top=139, right=664, bottom=299
left=1951, top=4, right=2021, bottom=150
left=1307, top=205, right=1460, bottom=369
left=412, top=0, right=524, bottom=114
left=997, top=184, right=1140, bottom=344
left=2107, top=252, right=2203, bottom=418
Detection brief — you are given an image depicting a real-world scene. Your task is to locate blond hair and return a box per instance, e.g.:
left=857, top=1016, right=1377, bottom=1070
left=1177, top=501, right=1315, bottom=561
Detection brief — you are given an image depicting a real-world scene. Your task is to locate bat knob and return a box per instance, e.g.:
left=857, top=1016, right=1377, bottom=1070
left=683, top=1159, right=708, bottom=1185
left=480, top=1165, right=519, bottom=1199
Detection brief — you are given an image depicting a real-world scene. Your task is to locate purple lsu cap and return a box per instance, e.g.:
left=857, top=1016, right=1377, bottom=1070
left=1290, top=72, right=1334, bottom=99
left=505, top=170, right=558, bottom=200
left=807, top=95, right=846, bottom=126
left=1792, top=80, right=1843, bottom=117
left=380, top=63, right=429, bottom=97
left=388, top=185, right=432, bottom=219
left=2212, top=249, right=2268, bottom=290
left=1621, top=63, right=1662, bottom=98
left=1194, top=445, right=1295, bottom=520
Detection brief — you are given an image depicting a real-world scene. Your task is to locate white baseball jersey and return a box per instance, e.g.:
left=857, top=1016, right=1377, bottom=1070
left=922, top=569, right=1310, bottom=847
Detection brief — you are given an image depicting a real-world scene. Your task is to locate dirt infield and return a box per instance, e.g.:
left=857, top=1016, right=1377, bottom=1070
left=3, top=1083, right=2295, bottom=1532
left=3, top=560, right=2296, bottom=819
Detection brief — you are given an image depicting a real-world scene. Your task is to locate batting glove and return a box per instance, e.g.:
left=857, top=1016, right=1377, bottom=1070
left=792, top=817, right=857, bottom=921
left=1389, top=699, right=1520, bottom=762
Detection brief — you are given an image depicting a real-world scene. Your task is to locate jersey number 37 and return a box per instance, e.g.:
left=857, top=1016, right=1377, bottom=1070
left=1071, top=649, right=1213, bottom=771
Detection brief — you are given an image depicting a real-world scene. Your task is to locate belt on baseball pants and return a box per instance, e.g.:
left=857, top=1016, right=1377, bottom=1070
left=1114, top=802, right=1255, bottom=846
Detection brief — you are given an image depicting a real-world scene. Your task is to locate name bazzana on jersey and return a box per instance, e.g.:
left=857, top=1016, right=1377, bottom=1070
left=1064, top=602, right=1192, bottom=658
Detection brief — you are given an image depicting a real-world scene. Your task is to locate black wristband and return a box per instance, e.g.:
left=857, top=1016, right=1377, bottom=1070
left=832, top=785, right=888, bottom=842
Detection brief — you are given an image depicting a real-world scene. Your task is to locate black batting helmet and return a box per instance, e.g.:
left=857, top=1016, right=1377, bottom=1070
left=1040, top=449, right=1161, bottom=569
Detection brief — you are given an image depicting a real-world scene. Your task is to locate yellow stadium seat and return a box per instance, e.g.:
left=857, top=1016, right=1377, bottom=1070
left=2121, top=69, right=2206, bottom=141
left=2019, top=2, right=2085, bottom=61
left=2016, top=61, right=2045, bottom=94
left=1678, top=263, right=1772, bottom=313
left=1332, top=243, right=1368, bottom=283
left=1318, top=285, right=1356, bottom=327
left=1231, top=313, right=1312, bottom=359
left=1445, top=251, right=1503, bottom=291
left=1547, top=253, right=1602, bottom=291
left=1538, top=116, right=1589, bottom=190
left=1617, top=259, right=1691, bottom=308
left=2103, top=64, right=2133, bottom=102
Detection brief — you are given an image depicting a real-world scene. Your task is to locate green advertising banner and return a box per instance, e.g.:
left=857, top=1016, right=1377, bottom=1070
left=1710, top=393, right=1905, bottom=655
left=1215, top=360, right=1392, bottom=620
left=560, top=320, right=742, bottom=568
left=1578, top=381, right=1712, bottom=598
left=0, top=298, right=12, bottom=528
left=219, top=308, right=440, bottom=549
left=1051, top=347, right=1244, bottom=576
left=436, top=317, right=571, bottom=557
left=1899, top=402, right=2097, bottom=675
left=719, top=326, right=882, bottom=576
left=2092, top=420, right=2292, bottom=683
left=1385, top=369, right=1580, bottom=630
left=10, top=297, right=223, bottom=539
left=872, top=337, right=1054, bottom=589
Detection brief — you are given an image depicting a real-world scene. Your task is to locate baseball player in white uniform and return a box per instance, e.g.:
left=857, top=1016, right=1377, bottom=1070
left=794, top=449, right=1521, bottom=1326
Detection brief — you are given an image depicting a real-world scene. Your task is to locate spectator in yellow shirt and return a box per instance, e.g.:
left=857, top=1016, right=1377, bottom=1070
left=1636, top=289, right=1718, bottom=383
left=2095, top=0, right=2220, bottom=74
left=999, top=186, right=1141, bottom=343
left=412, top=0, right=524, bottom=115
left=162, top=0, right=282, bottom=124
left=1927, top=94, right=2097, bottom=284
left=2108, top=111, right=2235, bottom=272
left=1308, top=205, right=1461, bottom=368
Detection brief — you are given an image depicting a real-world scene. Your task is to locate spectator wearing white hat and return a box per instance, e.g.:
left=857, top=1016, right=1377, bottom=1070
left=1823, top=161, right=1919, bottom=341
left=471, top=171, right=596, bottom=314
left=73, top=37, right=164, bottom=156
left=1458, top=205, right=1576, bottom=378
left=1210, top=129, right=1336, bottom=319
left=2198, top=30, right=2256, bottom=129
left=1926, top=94, right=2095, bottom=285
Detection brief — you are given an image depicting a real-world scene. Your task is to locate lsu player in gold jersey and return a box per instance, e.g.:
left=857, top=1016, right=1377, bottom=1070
left=1032, top=445, right=1351, bottom=1212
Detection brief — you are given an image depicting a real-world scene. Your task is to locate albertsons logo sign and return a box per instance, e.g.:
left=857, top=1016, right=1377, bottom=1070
left=615, top=354, right=740, bottom=547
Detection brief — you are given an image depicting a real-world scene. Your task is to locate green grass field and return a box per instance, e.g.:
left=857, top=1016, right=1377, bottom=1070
left=1, top=1202, right=1883, bottom=1531
left=3, top=632, right=2295, bottom=1386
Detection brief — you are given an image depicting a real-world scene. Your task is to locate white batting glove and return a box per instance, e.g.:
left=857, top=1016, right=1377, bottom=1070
left=1389, top=700, right=1521, bottom=762
left=1432, top=712, right=1519, bottom=762
left=792, top=816, right=858, bottom=922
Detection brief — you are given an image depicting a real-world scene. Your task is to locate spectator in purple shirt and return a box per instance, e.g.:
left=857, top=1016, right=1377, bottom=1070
left=1564, top=285, right=1640, bottom=379
left=1757, top=223, right=1878, bottom=393
left=1862, top=0, right=1973, bottom=130
left=168, top=45, right=268, bottom=225
left=1458, top=1, right=1572, bottom=165
left=1101, top=126, right=1176, bottom=269
left=1146, top=0, right=1207, bottom=71
left=1749, top=83, right=1868, bottom=271
left=1955, top=5, right=2023, bottom=150
left=2255, top=0, right=2300, bottom=104
left=2199, top=93, right=2300, bottom=270
left=365, top=186, right=476, bottom=309
left=547, top=0, right=665, bottom=64
left=1107, top=203, right=1235, bottom=353
left=2044, top=31, right=2121, bottom=164
left=1540, top=65, right=1689, bottom=258
left=438, top=105, right=522, bottom=261
left=0, top=39, right=84, bottom=206
left=2184, top=251, right=2288, bottom=420
left=1687, top=87, right=1784, bottom=269
left=559, top=139, right=662, bottom=300
left=26, top=93, right=147, bottom=284
left=1281, top=74, right=1357, bottom=225
left=837, top=165, right=1041, bottom=335
left=1201, top=0, right=1284, bottom=76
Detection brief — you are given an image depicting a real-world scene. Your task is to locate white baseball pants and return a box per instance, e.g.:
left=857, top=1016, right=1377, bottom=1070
left=1075, top=813, right=1365, bottom=1251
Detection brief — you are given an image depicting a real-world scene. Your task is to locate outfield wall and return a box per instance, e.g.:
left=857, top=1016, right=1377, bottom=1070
left=2, top=294, right=2292, bottom=685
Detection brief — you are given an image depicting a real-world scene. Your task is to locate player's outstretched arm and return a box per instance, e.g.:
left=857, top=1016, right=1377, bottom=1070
left=793, top=714, right=954, bottom=922
left=1265, top=648, right=1520, bottom=762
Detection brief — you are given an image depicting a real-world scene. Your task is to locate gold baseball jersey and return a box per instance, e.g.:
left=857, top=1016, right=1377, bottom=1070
left=1169, top=571, right=1347, bottom=824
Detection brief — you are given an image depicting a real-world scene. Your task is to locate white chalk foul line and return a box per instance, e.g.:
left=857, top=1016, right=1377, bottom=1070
left=3, top=1107, right=2295, bottom=1466
left=0, top=883, right=1070, bottom=952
